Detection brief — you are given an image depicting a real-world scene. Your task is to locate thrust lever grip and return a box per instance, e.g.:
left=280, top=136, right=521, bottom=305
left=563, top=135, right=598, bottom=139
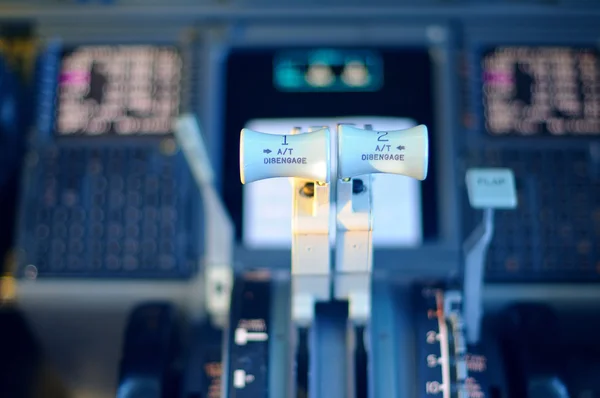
left=337, top=124, right=429, bottom=181
left=240, top=128, right=330, bottom=185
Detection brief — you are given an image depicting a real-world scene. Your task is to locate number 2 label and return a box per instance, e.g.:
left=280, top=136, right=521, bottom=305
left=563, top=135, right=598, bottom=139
left=377, top=131, right=389, bottom=142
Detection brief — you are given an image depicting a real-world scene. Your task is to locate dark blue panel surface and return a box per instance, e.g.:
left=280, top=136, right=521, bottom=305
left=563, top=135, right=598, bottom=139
left=17, top=145, right=202, bottom=278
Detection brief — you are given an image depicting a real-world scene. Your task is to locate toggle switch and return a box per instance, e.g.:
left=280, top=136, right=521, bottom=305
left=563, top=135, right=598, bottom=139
left=234, top=327, right=269, bottom=345
left=337, top=124, right=428, bottom=180
left=239, top=127, right=330, bottom=184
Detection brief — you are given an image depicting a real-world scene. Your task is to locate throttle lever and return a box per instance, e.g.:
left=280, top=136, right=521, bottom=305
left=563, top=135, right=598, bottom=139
left=335, top=124, right=429, bottom=323
left=240, top=127, right=330, bottom=184
left=240, top=127, right=331, bottom=325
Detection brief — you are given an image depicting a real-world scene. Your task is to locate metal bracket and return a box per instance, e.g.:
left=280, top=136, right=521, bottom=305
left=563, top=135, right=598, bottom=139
left=462, top=208, right=494, bottom=344
left=291, top=126, right=331, bottom=326
left=334, top=124, right=374, bottom=325
left=334, top=174, right=373, bottom=324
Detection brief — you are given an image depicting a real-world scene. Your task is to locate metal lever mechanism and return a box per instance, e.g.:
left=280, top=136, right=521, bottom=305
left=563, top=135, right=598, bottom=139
left=335, top=123, right=429, bottom=324
left=334, top=125, right=374, bottom=325
left=240, top=123, right=429, bottom=324
left=239, top=122, right=429, bottom=397
left=290, top=126, right=331, bottom=325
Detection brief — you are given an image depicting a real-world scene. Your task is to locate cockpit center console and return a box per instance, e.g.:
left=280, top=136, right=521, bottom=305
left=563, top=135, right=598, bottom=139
left=222, top=120, right=518, bottom=398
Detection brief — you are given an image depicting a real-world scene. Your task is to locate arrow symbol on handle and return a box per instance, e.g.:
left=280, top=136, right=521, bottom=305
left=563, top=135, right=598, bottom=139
left=397, top=145, right=405, bottom=151
left=263, top=149, right=272, bottom=154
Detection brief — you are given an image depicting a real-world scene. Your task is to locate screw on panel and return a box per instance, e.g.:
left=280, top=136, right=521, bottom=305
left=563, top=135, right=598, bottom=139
left=352, top=178, right=366, bottom=194
left=24, top=264, right=38, bottom=280
left=300, top=182, right=315, bottom=197
left=160, top=138, right=178, bottom=156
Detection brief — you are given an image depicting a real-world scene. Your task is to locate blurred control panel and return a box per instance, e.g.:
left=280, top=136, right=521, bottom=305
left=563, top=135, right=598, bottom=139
left=273, top=49, right=383, bottom=92
left=482, top=46, right=600, bottom=136
left=0, top=11, right=596, bottom=286
left=465, top=44, right=600, bottom=282
left=56, top=45, right=181, bottom=136
left=14, top=43, right=202, bottom=279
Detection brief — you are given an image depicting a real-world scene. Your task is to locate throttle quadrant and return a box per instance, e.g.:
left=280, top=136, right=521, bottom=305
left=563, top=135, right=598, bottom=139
left=237, top=122, right=429, bottom=398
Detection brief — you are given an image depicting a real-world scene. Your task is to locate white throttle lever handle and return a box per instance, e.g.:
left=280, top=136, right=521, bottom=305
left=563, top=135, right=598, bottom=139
left=239, top=128, right=331, bottom=184
left=337, top=124, right=429, bottom=180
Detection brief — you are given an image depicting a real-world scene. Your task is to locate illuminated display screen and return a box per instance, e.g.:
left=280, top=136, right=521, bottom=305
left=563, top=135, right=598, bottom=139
left=274, top=49, right=383, bottom=92
left=482, top=46, right=600, bottom=136
left=243, top=117, right=422, bottom=249
left=55, top=45, right=182, bottom=136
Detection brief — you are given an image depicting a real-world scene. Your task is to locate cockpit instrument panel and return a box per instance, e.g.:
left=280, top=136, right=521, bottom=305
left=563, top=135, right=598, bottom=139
left=464, top=42, right=600, bottom=283
left=55, top=45, right=181, bottom=136
left=15, top=41, right=201, bottom=279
